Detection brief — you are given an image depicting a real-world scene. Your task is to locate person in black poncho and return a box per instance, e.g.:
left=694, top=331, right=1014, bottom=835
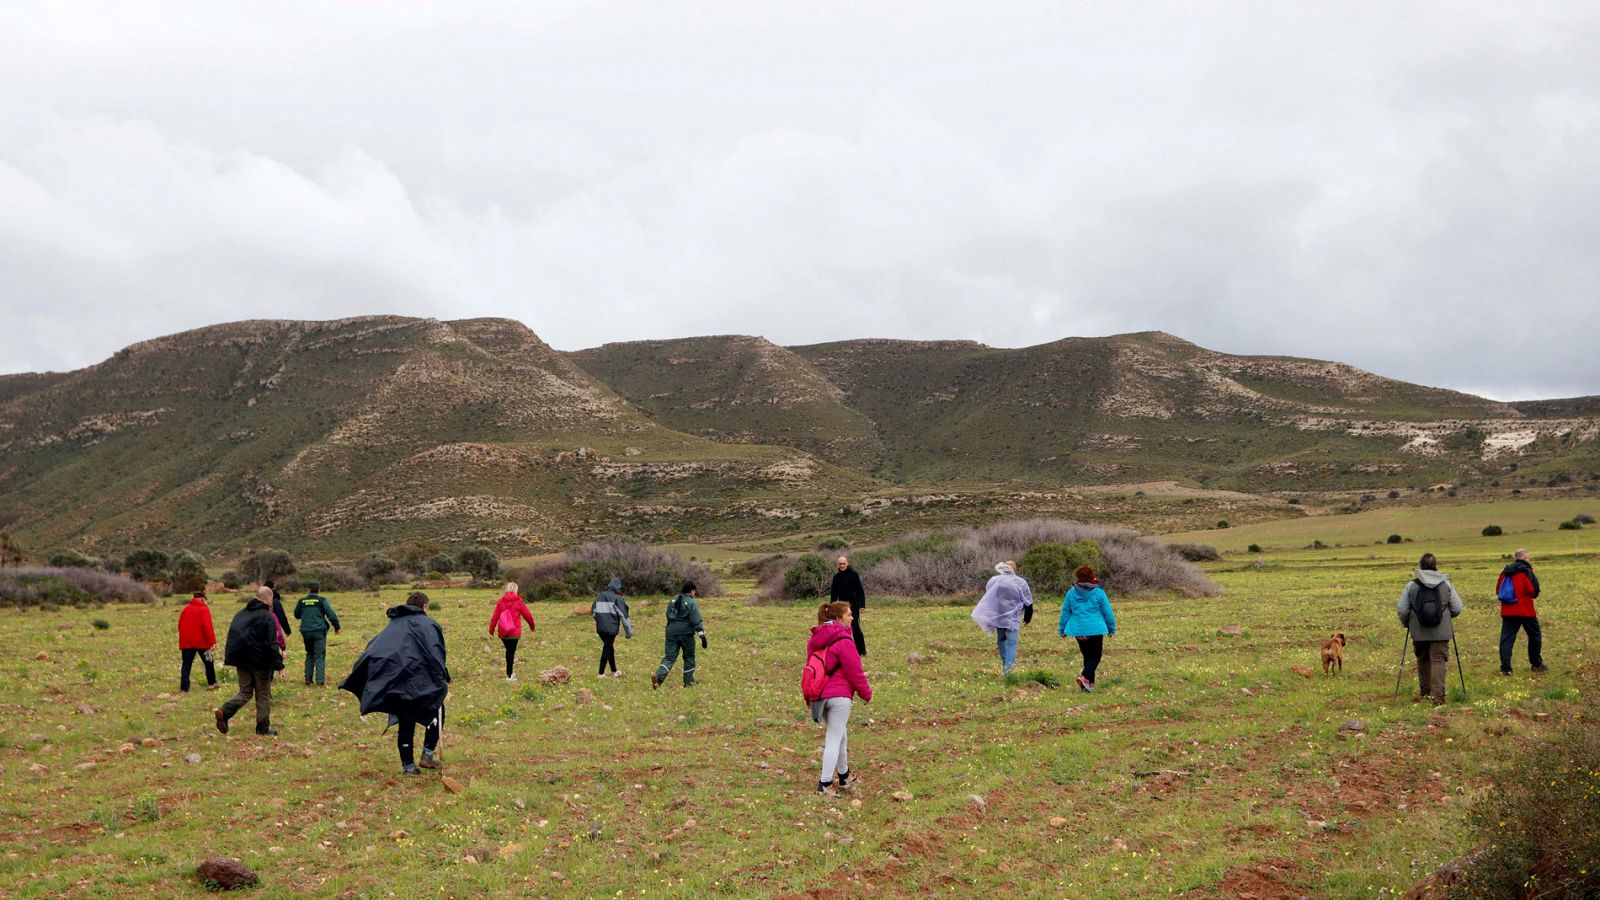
left=830, top=557, right=867, bottom=657
left=340, top=592, right=451, bottom=775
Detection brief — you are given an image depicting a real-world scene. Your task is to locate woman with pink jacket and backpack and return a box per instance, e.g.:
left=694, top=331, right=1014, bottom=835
left=807, top=601, right=872, bottom=797
left=488, top=583, right=535, bottom=682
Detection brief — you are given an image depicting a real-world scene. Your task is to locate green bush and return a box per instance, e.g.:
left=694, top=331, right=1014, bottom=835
left=816, top=536, right=850, bottom=551
left=1247, top=544, right=1262, bottom=553
left=1558, top=520, right=1583, bottom=531
left=219, top=570, right=243, bottom=590
left=1004, top=668, right=1061, bottom=689
left=1386, top=534, right=1404, bottom=544
left=1168, top=543, right=1221, bottom=563
left=354, top=554, right=404, bottom=587
left=1481, top=525, right=1503, bottom=537
left=0, top=573, right=93, bottom=607
left=123, top=549, right=171, bottom=582
left=91, top=618, right=110, bottom=630
left=426, top=554, right=455, bottom=576
left=47, top=550, right=101, bottom=569
left=1215, top=520, right=1230, bottom=529
left=238, top=549, right=295, bottom=584
left=1574, top=513, right=1597, bottom=525
left=1018, top=541, right=1104, bottom=596
left=457, top=546, right=500, bottom=585
left=167, top=550, right=208, bottom=593
left=782, top=554, right=834, bottom=600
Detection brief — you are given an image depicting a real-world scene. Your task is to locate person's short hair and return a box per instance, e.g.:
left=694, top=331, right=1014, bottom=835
left=504, top=581, right=518, bottom=595
left=1074, top=564, right=1097, bottom=582
left=817, top=600, right=850, bottom=624
left=307, top=582, right=321, bottom=594
left=406, top=591, right=430, bottom=610
left=263, top=580, right=275, bottom=589
left=681, top=581, right=697, bottom=595
left=1418, top=553, right=1438, bottom=571
left=1515, top=548, right=1529, bottom=560
left=193, top=590, right=206, bottom=598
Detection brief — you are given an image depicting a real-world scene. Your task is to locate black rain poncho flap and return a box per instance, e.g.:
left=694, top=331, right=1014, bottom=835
left=339, top=605, right=450, bottom=723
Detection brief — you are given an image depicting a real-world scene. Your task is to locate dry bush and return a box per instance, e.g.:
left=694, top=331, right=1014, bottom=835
left=0, top=567, right=156, bottom=607
left=507, top=539, right=722, bottom=600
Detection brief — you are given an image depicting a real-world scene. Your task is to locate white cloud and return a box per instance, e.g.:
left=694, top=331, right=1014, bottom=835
left=1, top=2, right=1597, bottom=399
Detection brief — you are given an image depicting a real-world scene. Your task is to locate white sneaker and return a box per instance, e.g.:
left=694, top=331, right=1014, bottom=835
left=507, top=674, right=516, bottom=682
left=612, top=671, right=623, bottom=679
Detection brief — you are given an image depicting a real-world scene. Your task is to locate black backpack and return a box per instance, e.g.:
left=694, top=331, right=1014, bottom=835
left=1413, top=580, right=1444, bottom=628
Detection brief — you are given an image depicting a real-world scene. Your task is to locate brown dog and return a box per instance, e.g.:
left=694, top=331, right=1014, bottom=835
left=1321, top=633, right=1346, bottom=675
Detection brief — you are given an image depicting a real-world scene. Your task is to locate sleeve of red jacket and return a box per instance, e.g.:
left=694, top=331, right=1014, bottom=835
left=520, top=600, right=535, bottom=630
left=203, top=609, right=216, bottom=648
left=837, top=642, right=872, bottom=703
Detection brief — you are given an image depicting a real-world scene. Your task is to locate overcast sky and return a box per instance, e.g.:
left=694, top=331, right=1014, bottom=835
left=2, top=2, right=1597, bottom=400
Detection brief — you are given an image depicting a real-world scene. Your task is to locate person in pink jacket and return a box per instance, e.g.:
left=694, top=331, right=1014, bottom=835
left=489, top=582, right=536, bottom=682
left=808, top=601, right=872, bottom=797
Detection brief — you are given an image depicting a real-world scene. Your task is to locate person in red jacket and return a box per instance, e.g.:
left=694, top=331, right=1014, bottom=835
left=1496, top=549, right=1547, bottom=675
left=807, top=601, right=872, bottom=798
left=177, top=590, right=218, bottom=692
left=489, top=582, right=536, bottom=682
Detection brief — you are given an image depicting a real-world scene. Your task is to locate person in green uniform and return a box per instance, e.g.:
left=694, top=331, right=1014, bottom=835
left=293, top=582, right=341, bottom=686
left=651, top=582, right=706, bottom=689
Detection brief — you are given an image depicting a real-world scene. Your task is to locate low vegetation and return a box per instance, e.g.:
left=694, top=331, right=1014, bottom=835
left=0, top=567, right=155, bottom=607
left=507, top=539, right=722, bottom=600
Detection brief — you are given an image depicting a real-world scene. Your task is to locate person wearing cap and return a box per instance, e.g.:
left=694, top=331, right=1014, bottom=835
left=177, top=590, right=218, bottom=692
left=293, top=582, right=341, bottom=686
left=215, top=586, right=284, bottom=736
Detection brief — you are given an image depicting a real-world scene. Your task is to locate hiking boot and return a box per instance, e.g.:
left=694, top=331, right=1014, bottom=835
left=401, top=764, right=421, bottom=776
left=213, top=708, right=229, bottom=735
left=1531, top=665, right=1549, bottom=673
left=650, top=673, right=661, bottom=690
left=837, top=770, right=854, bottom=791
left=418, top=750, right=441, bottom=770
left=255, top=727, right=278, bottom=737
left=1500, top=669, right=1513, bottom=676
left=816, top=783, right=840, bottom=799
left=304, top=678, right=312, bottom=686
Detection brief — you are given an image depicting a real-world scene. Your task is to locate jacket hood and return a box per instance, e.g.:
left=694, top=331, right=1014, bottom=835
left=606, top=577, right=623, bottom=592
left=187, top=597, right=208, bottom=606
left=386, top=604, right=427, bottom=619
left=1414, top=569, right=1451, bottom=587
left=808, top=622, right=852, bottom=653
left=1072, top=581, right=1099, bottom=593
left=497, top=592, right=521, bottom=603
left=243, top=598, right=268, bottom=611
left=1503, top=559, right=1534, bottom=576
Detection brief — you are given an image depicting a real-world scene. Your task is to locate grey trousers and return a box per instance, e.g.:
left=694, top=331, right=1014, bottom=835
left=820, top=697, right=852, bottom=783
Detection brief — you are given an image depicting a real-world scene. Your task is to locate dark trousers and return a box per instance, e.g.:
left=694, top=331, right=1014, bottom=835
left=397, top=716, right=441, bottom=766
left=851, top=613, right=867, bottom=657
left=1499, top=616, right=1544, bottom=671
left=501, top=637, right=519, bottom=677
left=655, top=634, right=697, bottom=685
left=180, top=648, right=216, bottom=692
left=219, top=668, right=273, bottom=732
left=1076, top=635, right=1105, bottom=683
left=598, top=632, right=618, bottom=674
left=302, top=631, right=328, bottom=684
left=1413, top=639, right=1450, bottom=701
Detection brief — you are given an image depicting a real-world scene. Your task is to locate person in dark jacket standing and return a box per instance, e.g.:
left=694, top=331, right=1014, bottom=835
left=293, top=583, right=341, bottom=686
left=591, top=577, right=630, bottom=678
left=263, top=580, right=291, bottom=636
left=1397, top=553, right=1465, bottom=704
left=177, top=591, right=218, bottom=692
left=340, top=592, right=451, bottom=775
left=830, top=557, right=867, bottom=657
left=215, top=589, right=283, bottom=736
left=1496, top=549, right=1547, bottom=675
left=652, top=582, right=706, bottom=689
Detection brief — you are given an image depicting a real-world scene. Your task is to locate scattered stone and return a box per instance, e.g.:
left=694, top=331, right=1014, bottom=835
left=539, top=666, right=572, bottom=686
left=1338, top=720, right=1366, bottom=734
left=28, top=763, right=49, bottom=775
left=906, top=652, right=926, bottom=665
left=34, top=651, right=47, bottom=661
left=574, top=688, right=594, bottom=706
left=141, top=737, right=159, bottom=748
left=851, top=799, right=863, bottom=809
left=498, top=843, right=522, bottom=860
left=26, top=733, right=48, bottom=744
left=389, top=829, right=409, bottom=839
left=75, top=704, right=96, bottom=716
left=570, top=605, right=591, bottom=617
left=441, top=776, right=465, bottom=794
left=513, top=797, right=526, bottom=810
left=1218, top=626, right=1244, bottom=636
left=1290, top=664, right=1316, bottom=677
left=462, top=855, right=478, bottom=865
left=1534, top=712, right=1550, bottom=720
left=1240, top=687, right=1254, bottom=696
left=891, top=791, right=913, bottom=802
left=185, top=754, right=202, bottom=765
left=1049, top=816, right=1068, bottom=828
left=968, top=794, right=987, bottom=812
left=118, top=742, right=136, bottom=754
left=196, top=857, right=258, bottom=890
left=75, top=762, right=97, bottom=771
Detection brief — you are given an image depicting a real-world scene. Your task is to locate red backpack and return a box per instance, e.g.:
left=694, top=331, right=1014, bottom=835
left=495, top=603, right=520, bottom=636
left=801, top=644, right=836, bottom=703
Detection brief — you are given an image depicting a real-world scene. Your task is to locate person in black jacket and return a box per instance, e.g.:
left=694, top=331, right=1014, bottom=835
left=830, top=557, right=867, bottom=657
left=340, top=592, right=451, bottom=775
left=263, top=580, right=292, bottom=648
left=214, top=593, right=283, bottom=737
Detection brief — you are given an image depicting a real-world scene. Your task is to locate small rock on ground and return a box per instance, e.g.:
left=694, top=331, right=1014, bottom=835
left=196, top=857, right=258, bottom=890
left=441, top=776, right=465, bottom=794
left=1218, top=626, right=1244, bottom=636
left=1339, top=720, right=1366, bottom=733
left=539, top=666, right=572, bottom=686
left=574, top=688, right=594, bottom=706
left=891, top=791, right=913, bottom=802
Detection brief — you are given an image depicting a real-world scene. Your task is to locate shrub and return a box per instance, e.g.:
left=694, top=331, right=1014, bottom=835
left=426, top=554, right=455, bottom=576
left=1018, top=541, right=1104, bottom=595
left=457, top=546, right=501, bottom=585
left=1481, top=525, right=1503, bottom=537
left=91, top=618, right=110, bottom=630
left=1575, top=513, right=1597, bottom=525
left=391, top=541, right=442, bottom=576
left=123, top=549, right=170, bottom=582
left=167, top=550, right=208, bottom=593
left=1460, top=664, right=1600, bottom=896
left=238, top=549, right=295, bottom=584
left=1386, top=534, right=1403, bottom=544
left=505, top=539, right=723, bottom=600
left=781, top=554, right=834, bottom=600
left=0, top=568, right=155, bottom=607
left=1558, top=520, right=1582, bottom=531
left=730, top=554, right=789, bottom=580
left=816, top=536, right=850, bottom=551
left=1287, top=498, right=1301, bottom=505
left=0, top=531, right=25, bottom=568
left=47, top=550, right=101, bottom=569
left=1169, top=543, right=1222, bottom=563
left=280, top=564, right=365, bottom=593
left=1309, top=540, right=1328, bottom=550
left=219, top=570, right=243, bottom=590
left=1215, top=520, right=1230, bottom=529
left=1387, top=490, right=1401, bottom=499
left=1004, top=669, right=1061, bottom=689
left=354, top=554, right=405, bottom=587
left=1247, top=544, right=1262, bottom=553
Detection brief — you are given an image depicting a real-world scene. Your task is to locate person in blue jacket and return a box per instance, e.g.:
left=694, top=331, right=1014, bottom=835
left=1058, top=564, right=1116, bottom=692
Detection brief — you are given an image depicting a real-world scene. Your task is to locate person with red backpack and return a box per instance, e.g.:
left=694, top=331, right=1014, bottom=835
left=1397, top=553, right=1464, bottom=704
left=804, top=601, right=872, bottom=798
left=489, top=582, right=536, bottom=682
left=1495, top=549, right=1546, bottom=675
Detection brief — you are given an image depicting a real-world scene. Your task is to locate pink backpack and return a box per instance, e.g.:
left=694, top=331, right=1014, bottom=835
left=801, top=645, right=835, bottom=703
left=495, top=604, right=520, bottom=635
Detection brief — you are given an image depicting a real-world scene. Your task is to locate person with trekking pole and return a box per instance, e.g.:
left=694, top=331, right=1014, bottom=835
left=1396, top=552, right=1464, bottom=705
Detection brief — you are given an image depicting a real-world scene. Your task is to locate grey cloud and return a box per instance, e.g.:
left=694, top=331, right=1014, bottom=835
left=1, top=2, right=1597, bottom=400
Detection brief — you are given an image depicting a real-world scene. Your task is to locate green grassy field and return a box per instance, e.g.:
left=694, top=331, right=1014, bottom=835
left=0, top=500, right=1594, bottom=897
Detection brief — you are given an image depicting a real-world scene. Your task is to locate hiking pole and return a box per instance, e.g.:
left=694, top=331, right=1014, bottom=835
left=1393, top=630, right=1409, bottom=700
left=1452, top=635, right=1468, bottom=700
